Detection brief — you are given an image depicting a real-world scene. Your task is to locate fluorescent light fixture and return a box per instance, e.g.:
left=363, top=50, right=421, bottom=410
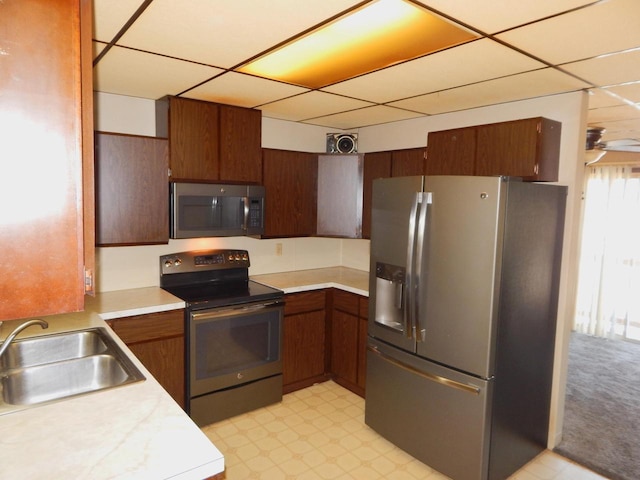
left=238, top=0, right=478, bottom=89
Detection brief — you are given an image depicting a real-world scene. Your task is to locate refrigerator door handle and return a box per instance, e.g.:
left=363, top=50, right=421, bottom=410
left=404, top=193, right=420, bottom=339
left=367, top=345, right=481, bottom=395
left=413, top=192, right=431, bottom=342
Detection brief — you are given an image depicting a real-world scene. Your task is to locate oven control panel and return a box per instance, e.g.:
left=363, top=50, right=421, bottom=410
left=160, top=249, right=250, bottom=275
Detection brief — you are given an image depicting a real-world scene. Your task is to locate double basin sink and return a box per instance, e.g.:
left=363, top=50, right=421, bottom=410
left=0, top=327, right=145, bottom=414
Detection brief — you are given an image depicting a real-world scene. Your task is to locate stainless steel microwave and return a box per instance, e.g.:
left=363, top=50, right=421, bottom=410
left=170, top=182, right=265, bottom=238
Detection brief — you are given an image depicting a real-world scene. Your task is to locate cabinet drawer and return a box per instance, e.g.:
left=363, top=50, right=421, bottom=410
left=332, top=289, right=359, bottom=315
left=108, top=309, right=184, bottom=344
left=284, top=291, right=326, bottom=316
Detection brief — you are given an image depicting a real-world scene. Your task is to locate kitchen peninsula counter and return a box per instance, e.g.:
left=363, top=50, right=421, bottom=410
left=0, top=293, right=222, bottom=480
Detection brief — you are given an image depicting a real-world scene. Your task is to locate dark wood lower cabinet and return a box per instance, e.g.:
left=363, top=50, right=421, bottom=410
left=107, top=309, right=185, bottom=408
left=282, top=291, right=329, bottom=393
left=281, top=288, right=370, bottom=398
left=330, top=289, right=368, bottom=398
left=357, top=297, right=369, bottom=390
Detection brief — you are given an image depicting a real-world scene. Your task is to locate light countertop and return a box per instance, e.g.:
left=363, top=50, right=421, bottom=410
left=0, top=299, right=221, bottom=480
left=252, top=266, right=369, bottom=297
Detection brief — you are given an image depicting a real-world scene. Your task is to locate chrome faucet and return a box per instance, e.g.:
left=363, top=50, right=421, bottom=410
left=0, top=319, right=49, bottom=359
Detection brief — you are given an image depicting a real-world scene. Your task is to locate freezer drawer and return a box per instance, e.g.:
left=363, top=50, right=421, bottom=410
left=365, top=339, right=492, bottom=480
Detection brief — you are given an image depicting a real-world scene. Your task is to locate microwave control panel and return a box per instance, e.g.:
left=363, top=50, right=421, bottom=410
left=248, top=199, right=263, bottom=229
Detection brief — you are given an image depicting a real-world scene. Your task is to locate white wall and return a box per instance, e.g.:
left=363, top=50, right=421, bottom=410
left=95, top=90, right=588, bottom=448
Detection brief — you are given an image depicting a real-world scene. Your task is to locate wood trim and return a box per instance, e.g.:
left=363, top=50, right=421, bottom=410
left=80, top=0, right=95, bottom=296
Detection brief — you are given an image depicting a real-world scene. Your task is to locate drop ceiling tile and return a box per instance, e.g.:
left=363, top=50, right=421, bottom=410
left=588, top=104, right=640, bottom=124
left=259, top=91, right=374, bottom=122
left=94, top=46, right=223, bottom=99
left=322, top=39, right=545, bottom=103
left=496, top=0, right=640, bottom=65
left=602, top=82, right=640, bottom=104
left=302, top=106, right=424, bottom=130
left=118, top=0, right=363, bottom=68
left=561, top=48, right=640, bottom=87
left=182, top=73, right=309, bottom=108
left=587, top=89, right=627, bottom=109
left=389, top=68, right=589, bottom=114
left=93, top=0, right=147, bottom=42
left=416, top=0, right=595, bottom=34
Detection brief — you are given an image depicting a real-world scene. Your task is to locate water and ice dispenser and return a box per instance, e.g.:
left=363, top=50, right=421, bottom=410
left=374, top=262, right=405, bottom=331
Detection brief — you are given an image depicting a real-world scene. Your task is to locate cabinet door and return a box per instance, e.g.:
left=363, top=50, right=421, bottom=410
left=95, top=132, right=169, bottom=245
left=331, top=309, right=359, bottom=384
left=357, top=317, right=368, bottom=389
left=0, top=0, right=91, bottom=320
left=283, top=291, right=327, bottom=393
left=108, top=309, right=185, bottom=407
left=128, top=337, right=185, bottom=408
left=475, top=117, right=560, bottom=181
left=391, top=147, right=426, bottom=177
left=283, top=310, right=326, bottom=386
left=331, top=289, right=360, bottom=386
left=167, top=97, right=220, bottom=181
left=262, top=149, right=317, bottom=237
left=362, top=151, right=391, bottom=239
left=219, top=105, right=262, bottom=183
left=357, top=297, right=369, bottom=390
left=426, top=128, right=476, bottom=175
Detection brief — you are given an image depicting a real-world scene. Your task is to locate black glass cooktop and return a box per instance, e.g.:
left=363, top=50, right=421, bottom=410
left=162, top=279, right=283, bottom=310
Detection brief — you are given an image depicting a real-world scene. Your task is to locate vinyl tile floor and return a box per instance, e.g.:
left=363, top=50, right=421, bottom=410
left=201, top=381, right=608, bottom=480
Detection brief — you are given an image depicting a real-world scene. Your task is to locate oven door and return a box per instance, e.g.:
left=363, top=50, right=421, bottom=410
left=188, top=299, right=283, bottom=398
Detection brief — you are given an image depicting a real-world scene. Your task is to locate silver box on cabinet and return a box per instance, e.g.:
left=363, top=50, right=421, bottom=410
left=317, top=154, right=363, bottom=238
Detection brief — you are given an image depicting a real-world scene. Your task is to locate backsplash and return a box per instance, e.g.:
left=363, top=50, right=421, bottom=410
left=96, top=237, right=370, bottom=293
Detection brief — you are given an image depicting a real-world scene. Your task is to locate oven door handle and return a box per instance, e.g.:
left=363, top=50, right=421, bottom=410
left=191, top=301, right=281, bottom=320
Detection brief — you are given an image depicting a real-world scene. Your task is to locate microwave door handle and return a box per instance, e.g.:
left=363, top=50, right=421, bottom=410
left=241, top=197, right=249, bottom=231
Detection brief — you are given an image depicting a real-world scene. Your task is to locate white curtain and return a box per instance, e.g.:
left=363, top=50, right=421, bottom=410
left=574, top=165, right=640, bottom=340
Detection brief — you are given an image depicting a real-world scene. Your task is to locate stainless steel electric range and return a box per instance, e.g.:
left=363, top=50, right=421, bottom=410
left=159, top=249, right=284, bottom=427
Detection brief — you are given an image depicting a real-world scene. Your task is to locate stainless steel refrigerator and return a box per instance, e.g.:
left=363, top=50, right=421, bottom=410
left=365, top=175, right=567, bottom=480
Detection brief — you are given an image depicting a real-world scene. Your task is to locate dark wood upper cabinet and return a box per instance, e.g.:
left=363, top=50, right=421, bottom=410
left=426, top=127, right=476, bottom=175
left=362, top=151, right=392, bottom=239
left=262, top=149, right=317, bottom=237
left=157, top=96, right=219, bottom=181
left=475, top=117, right=561, bottom=181
left=391, top=147, right=427, bottom=177
left=0, top=0, right=94, bottom=320
left=219, top=104, right=262, bottom=183
left=427, top=117, right=561, bottom=182
left=95, top=132, right=169, bottom=246
left=156, top=96, right=262, bottom=183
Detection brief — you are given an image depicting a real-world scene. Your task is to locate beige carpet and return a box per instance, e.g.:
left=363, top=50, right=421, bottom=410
left=202, top=380, right=605, bottom=480
left=555, top=332, right=640, bottom=480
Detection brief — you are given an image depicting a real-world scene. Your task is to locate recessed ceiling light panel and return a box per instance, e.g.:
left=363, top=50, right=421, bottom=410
left=238, top=0, right=479, bottom=89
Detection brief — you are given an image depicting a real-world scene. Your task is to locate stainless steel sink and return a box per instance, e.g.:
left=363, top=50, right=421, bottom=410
left=0, top=329, right=108, bottom=370
left=0, top=328, right=145, bottom=414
